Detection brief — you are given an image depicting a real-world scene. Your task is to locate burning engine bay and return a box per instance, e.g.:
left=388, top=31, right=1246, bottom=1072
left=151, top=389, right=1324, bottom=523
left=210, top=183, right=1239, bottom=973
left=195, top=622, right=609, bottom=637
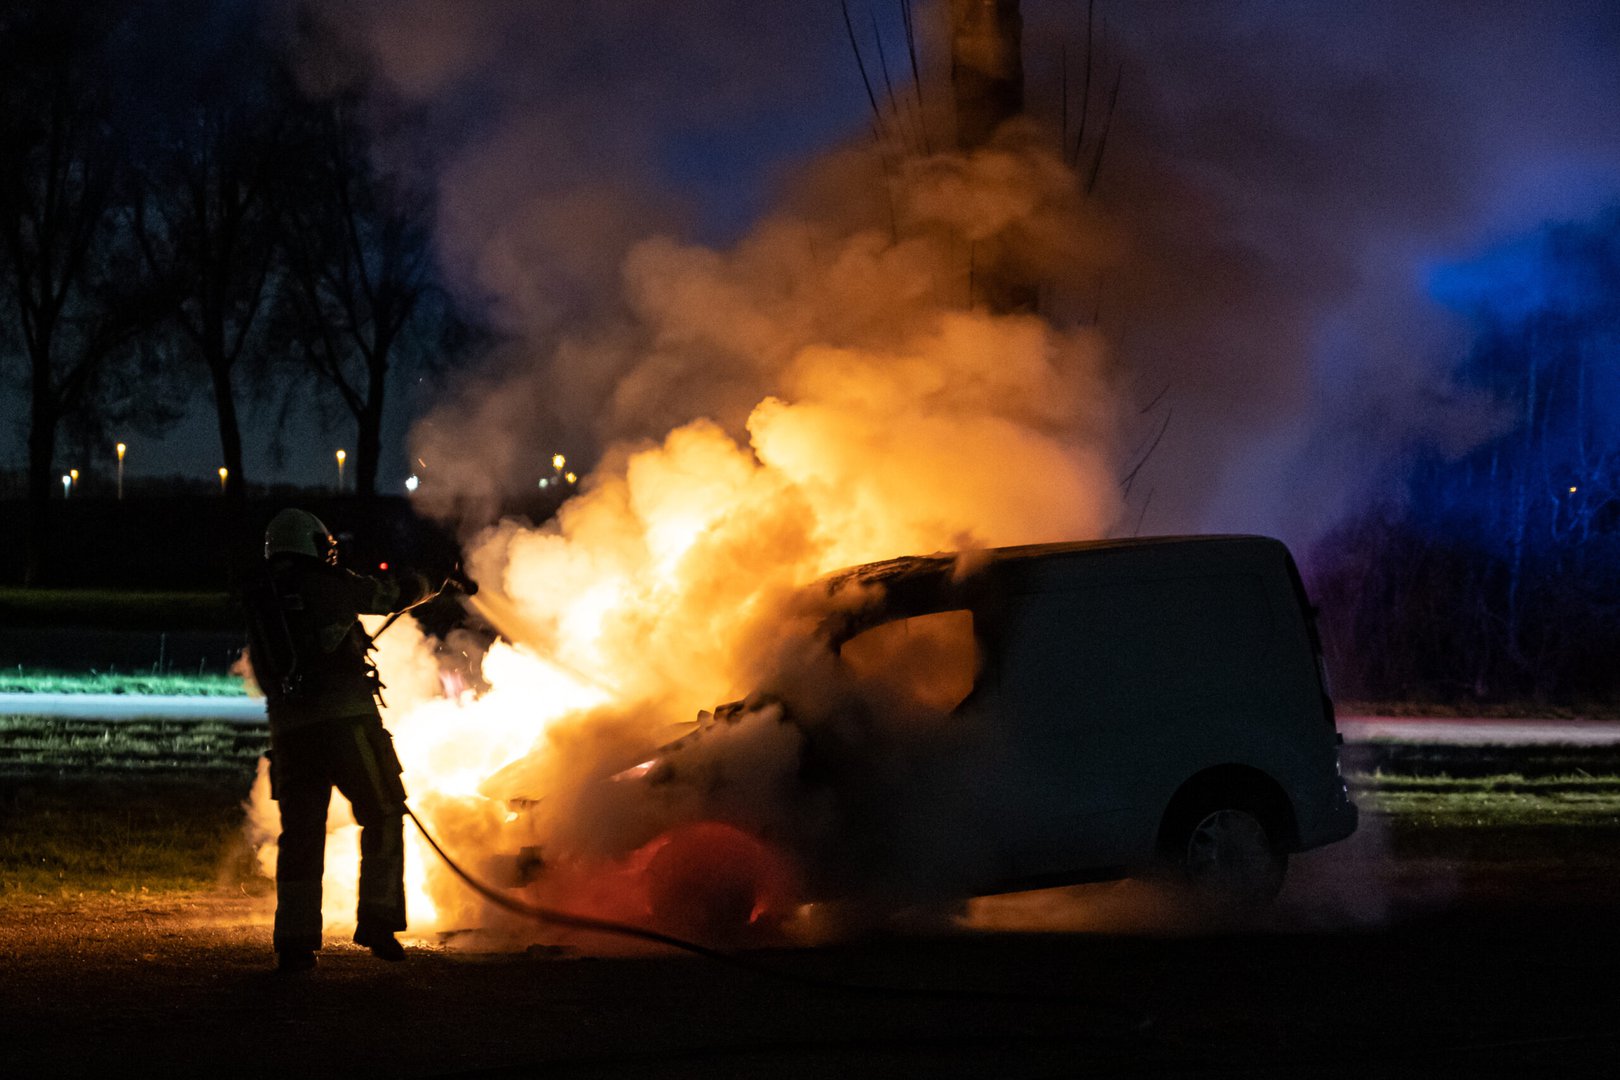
left=430, top=534, right=1352, bottom=943
left=478, top=551, right=1004, bottom=939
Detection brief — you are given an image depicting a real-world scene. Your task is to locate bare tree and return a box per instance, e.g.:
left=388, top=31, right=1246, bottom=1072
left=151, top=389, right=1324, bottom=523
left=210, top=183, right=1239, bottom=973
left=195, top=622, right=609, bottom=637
left=0, top=2, right=174, bottom=582
left=276, top=95, right=442, bottom=498
left=130, top=37, right=297, bottom=499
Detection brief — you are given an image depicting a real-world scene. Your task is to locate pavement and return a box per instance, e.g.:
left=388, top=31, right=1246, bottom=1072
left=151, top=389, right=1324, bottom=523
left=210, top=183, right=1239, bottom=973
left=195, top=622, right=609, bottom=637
left=1336, top=714, right=1620, bottom=746
left=0, top=692, right=265, bottom=722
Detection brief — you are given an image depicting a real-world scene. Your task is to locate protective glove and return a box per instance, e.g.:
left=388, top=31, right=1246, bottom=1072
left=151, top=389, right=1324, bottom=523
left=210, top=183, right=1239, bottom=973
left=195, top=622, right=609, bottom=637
left=443, top=567, right=480, bottom=597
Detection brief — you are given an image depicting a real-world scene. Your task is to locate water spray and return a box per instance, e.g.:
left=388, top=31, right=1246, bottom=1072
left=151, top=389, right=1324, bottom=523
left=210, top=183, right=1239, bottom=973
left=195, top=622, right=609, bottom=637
left=460, top=589, right=620, bottom=696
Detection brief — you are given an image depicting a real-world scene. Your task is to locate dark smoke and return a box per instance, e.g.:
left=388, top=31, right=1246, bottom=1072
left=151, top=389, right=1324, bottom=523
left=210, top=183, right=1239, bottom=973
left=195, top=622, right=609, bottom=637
left=294, top=0, right=1620, bottom=544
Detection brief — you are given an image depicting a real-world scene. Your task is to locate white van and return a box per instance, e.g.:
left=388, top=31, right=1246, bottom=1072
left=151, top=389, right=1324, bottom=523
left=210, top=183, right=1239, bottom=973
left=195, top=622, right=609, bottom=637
left=612, top=536, right=1357, bottom=922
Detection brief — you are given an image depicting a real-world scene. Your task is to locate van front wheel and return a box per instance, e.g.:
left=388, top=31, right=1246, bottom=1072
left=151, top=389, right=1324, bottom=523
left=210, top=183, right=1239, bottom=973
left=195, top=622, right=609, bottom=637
left=1164, top=805, right=1287, bottom=910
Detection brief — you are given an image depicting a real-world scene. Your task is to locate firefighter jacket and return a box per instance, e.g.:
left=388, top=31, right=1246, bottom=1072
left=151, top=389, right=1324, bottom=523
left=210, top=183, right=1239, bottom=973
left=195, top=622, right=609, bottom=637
left=244, top=556, right=435, bottom=733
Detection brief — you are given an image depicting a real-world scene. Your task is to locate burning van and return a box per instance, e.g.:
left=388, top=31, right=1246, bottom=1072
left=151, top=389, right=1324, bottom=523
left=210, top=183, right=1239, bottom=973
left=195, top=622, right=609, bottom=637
left=536, top=535, right=1357, bottom=931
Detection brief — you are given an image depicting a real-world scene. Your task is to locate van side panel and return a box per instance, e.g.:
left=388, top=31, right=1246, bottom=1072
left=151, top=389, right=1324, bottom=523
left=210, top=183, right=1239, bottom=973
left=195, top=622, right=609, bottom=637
left=986, top=538, right=1338, bottom=877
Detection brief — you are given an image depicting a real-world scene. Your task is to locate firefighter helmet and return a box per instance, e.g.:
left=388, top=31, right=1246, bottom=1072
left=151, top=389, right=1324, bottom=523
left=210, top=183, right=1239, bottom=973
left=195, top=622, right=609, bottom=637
left=265, top=508, right=338, bottom=565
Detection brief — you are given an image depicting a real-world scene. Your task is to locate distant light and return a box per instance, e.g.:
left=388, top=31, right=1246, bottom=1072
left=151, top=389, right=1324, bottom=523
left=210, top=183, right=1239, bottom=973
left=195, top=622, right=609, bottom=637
left=1570, top=486, right=1578, bottom=494
left=379, top=562, right=389, bottom=571
left=552, top=453, right=566, bottom=472
left=336, top=449, right=347, bottom=464
left=61, top=474, right=71, bottom=497
left=116, top=442, right=126, bottom=459
left=218, top=466, right=229, bottom=494
left=539, top=478, right=550, bottom=489
left=69, top=469, right=79, bottom=482
left=405, top=474, right=420, bottom=493
left=565, top=471, right=577, bottom=484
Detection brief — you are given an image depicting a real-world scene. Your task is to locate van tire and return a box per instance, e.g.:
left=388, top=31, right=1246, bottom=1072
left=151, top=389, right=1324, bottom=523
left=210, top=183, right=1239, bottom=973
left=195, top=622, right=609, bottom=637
left=1158, top=785, right=1289, bottom=912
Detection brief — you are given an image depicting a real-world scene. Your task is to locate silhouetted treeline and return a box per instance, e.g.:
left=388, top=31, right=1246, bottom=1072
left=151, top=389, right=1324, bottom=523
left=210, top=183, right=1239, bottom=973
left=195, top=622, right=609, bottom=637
left=0, top=495, right=460, bottom=591
left=0, top=0, right=466, bottom=583
left=1310, top=208, right=1620, bottom=707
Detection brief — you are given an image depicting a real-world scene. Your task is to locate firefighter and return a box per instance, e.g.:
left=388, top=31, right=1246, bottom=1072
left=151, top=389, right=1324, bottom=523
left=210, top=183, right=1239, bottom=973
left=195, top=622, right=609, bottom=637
left=243, top=508, right=443, bottom=973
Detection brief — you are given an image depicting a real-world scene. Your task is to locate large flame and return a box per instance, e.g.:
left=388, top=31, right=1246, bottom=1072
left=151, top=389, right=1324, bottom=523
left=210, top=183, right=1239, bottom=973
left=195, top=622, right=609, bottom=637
left=248, top=129, right=1126, bottom=942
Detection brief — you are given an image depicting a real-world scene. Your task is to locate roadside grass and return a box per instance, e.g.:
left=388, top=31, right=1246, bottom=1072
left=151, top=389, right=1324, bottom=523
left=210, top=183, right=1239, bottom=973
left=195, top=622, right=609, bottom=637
left=0, top=716, right=265, bottom=775
left=0, top=719, right=267, bottom=903
left=5, top=717, right=1620, bottom=904
left=0, top=670, right=247, bottom=697
left=0, top=780, right=264, bottom=899
left=1351, top=770, right=1620, bottom=826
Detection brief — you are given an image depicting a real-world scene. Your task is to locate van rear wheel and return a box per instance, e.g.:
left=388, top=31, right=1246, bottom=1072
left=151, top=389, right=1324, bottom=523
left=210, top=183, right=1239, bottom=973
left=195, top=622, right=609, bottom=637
left=1161, top=803, right=1287, bottom=912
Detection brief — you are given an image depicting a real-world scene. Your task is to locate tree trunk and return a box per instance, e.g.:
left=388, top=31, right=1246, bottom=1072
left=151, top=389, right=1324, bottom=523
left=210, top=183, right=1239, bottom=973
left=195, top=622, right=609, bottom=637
left=949, top=0, right=1025, bottom=152
left=355, top=328, right=391, bottom=499
left=208, top=357, right=245, bottom=499
left=356, top=389, right=384, bottom=500
left=949, top=0, right=1036, bottom=314
left=23, top=375, right=58, bottom=586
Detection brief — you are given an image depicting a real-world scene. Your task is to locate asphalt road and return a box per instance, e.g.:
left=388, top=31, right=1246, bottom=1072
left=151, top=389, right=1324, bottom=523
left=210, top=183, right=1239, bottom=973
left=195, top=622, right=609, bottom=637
left=1337, top=715, right=1620, bottom=746
left=0, top=691, right=265, bottom=721
left=4, top=877, right=1619, bottom=1077
left=4, top=813, right=1620, bottom=1078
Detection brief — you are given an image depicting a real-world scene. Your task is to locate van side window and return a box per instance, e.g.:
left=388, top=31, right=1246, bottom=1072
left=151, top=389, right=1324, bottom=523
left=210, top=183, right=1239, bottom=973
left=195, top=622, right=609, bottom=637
left=838, top=608, right=978, bottom=714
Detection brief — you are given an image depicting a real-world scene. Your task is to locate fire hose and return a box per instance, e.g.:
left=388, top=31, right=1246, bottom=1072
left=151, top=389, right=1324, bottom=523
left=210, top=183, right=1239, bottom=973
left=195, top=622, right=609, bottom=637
left=403, top=804, right=1149, bottom=1019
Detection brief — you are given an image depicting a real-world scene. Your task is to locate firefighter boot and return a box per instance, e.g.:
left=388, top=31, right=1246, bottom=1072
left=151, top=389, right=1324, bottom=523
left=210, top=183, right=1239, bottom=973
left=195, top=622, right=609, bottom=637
left=354, top=925, right=406, bottom=961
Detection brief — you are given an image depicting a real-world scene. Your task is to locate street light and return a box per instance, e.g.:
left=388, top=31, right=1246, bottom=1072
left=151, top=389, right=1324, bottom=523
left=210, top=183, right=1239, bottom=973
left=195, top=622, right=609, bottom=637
left=116, top=443, right=126, bottom=500
left=336, top=449, right=347, bottom=492
left=565, top=471, right=577, bottom=485
left=61, top=474, right=71, bottom=499
left=405, top=474, right=419, bottom=493
left=552, top=453, right=566, bottom=472
left=69, top=469, right=79, bottom=493
left=218, top=466, right=229, bottom=494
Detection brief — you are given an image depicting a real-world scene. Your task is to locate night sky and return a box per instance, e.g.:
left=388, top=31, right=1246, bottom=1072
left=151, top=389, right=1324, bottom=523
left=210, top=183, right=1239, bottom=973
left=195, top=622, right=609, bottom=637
left=5, top=0, right=1619, bottom=538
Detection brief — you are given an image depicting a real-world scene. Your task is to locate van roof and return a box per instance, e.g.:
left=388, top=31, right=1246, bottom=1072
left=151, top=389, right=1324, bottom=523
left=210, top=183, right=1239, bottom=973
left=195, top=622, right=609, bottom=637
left=821, top=534, right=1282, bottom=593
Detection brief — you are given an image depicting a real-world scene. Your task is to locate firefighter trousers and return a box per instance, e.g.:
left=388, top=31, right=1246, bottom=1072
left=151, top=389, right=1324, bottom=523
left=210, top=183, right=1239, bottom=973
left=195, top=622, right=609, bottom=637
left=269, top=715, right=408, bottom=953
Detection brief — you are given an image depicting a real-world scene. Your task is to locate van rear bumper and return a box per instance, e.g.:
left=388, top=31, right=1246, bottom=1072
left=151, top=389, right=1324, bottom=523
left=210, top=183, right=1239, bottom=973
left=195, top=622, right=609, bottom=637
left=1300, top=783, right=1359, bottom=849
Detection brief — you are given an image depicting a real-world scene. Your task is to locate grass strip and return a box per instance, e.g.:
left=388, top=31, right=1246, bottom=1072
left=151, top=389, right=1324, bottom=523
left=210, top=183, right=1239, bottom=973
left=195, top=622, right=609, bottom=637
left=0, top=779, right=261, bottom=898
left=1351, top=770, right=1620, bottom=792
left=0, top=670, right=247, bottom=697
left=0, top=717, right=266, bottom=780
left=6, top=721, right=1620, bottom=902
left=1351, top=771, right=1620, bottom=827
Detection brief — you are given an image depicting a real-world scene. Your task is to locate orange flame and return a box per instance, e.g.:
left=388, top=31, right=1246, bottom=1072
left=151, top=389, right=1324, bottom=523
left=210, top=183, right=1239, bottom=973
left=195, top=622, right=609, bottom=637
left=249, top=131, right=1123, bottom=943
